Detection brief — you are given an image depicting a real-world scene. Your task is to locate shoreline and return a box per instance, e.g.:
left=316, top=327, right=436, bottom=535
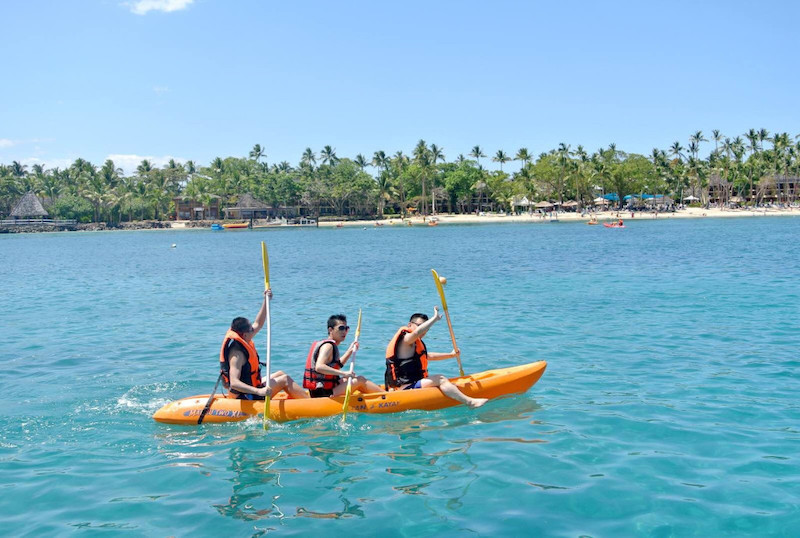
left=2, top=207, right=799, bottom=234
left=319, top=206, right=800, bottom=227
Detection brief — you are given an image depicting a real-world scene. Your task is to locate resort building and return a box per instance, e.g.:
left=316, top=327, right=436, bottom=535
left=173, top=196, right=220, bottom=220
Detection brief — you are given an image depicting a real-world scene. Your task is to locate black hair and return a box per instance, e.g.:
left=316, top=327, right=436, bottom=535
left=409, top=313, right=429, bottom=323
left=327, top=314, right=347, bottom=329
left=231, top=317, right=252, bottom=335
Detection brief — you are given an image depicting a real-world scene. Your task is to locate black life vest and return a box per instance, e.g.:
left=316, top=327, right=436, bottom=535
left=302, top=339, right=342, bottom=390
left=219, top=329, right=262, bottom=397
left=384, top=327, right=428, bottom=389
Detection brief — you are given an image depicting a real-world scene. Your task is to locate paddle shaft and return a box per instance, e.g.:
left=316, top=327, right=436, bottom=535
left=197, top=373, right=222, bottom=425
left=341, top=309, right=362, bottom=421
left=432, top=269, right=464, bottom=377
left=261, top=242, right=271, bottom=428
left=442, top=307, right=464, bottom=377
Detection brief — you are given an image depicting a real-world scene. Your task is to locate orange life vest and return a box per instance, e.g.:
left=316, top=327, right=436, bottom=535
left=384, top=327, right=428, bottom=389
left=219, top=329, right=262, bottom=398
left=302, top=339, right=342, bottom=390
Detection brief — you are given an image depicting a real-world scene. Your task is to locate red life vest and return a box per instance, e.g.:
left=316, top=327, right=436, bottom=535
left=384, top=327, right=428, bottom=389
left=219, top=329, right=262, bottom=398
left=302, top=339, right=342, bottom=390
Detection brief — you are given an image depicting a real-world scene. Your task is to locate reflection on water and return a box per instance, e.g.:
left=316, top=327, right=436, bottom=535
left=153, top=394, right=545, bottom=525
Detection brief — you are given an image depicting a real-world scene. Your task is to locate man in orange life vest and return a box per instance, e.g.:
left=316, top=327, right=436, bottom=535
left=303, top=314, right=383, bottom=398
left=220, top=290, right=308, bottom=400
left=385, top=309, right=488, bottom=409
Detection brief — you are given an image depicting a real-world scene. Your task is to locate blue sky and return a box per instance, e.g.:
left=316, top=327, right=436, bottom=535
left=1, top=0, right=798, bottom=174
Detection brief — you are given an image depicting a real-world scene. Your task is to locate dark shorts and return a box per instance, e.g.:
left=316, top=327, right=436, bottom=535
left=403, top=380, right=424, bottom=390
left=309, top=387, right=334, bottom=398
left=235, top=392, right=265, bottom=401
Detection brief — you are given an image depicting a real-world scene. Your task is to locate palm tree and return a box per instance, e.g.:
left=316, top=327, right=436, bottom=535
left=689, top=130, right=707, bottom=159
left=515, top=148, right=531, bottom=168
left=372, top=150, right=388, bottom=171
left=320, top=145, right=338, bottom=165
left=669, top=142, right=685, bottom=162
left=711, top=129, right=723, bottom=155
left=493, top=150, right=511, bottom=171
left=354, top=154, right=369, bottom=170
left=470, top=145, right=486, bottom=168
left=430, top=144, right=445, bottom=165
left=10, top=161, right=28, bottom=178
left=249, top=144, right=266, bottom=162
left=301, top=147, right=317, bottom=168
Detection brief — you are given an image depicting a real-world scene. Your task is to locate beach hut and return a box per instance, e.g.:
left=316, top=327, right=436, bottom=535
left=9, top=192, right=48, bottom=220
left=224, top=193, right=271, bottom=220
left=593, top=197, right=609, bottom=206
left=534, top=201, right=554, bottom=209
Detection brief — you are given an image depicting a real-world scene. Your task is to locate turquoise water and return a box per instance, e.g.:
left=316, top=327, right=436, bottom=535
left=2, top=217, right=799, bottom=536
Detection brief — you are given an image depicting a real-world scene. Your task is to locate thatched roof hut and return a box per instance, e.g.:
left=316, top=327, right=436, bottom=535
left=224, top=193, right=271, bottom=219
left=10, top=192, right=48, bottom=218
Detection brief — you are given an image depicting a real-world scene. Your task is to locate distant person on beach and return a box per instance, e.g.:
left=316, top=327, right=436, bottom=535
left=384, top=310, right=488, bottom=409
left=220, top=290, right=308, bottom=400
left=302, top=314, right=383, bottom=398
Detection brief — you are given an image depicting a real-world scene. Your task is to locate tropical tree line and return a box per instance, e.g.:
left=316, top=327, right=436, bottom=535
left=2, top=130, right=799, bottom=223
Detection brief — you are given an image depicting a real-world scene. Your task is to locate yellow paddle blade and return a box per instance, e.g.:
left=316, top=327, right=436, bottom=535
left=431, top=269, right=448, bottom=311
left=355, top=308, right=362, bottom=341
left=263, top=395, right=270, bottom=429
left=261, top=242, right=270, bottom=290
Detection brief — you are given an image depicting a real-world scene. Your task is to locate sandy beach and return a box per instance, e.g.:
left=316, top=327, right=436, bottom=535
left=316, top=206, right=800, bottom=228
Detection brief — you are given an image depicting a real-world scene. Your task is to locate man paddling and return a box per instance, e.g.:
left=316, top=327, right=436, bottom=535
left=385, top=310, right=487, bottom=409
left=303, top=314, right=383, bottom=398
left=220, top=290, right=308, bottom=400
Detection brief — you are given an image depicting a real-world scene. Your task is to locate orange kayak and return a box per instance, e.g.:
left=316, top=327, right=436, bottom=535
left=152, top=360, right=547, bottom=425
left=222, top=222, right=249, bottom=229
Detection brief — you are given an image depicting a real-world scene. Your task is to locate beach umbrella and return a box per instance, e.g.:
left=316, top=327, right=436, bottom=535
left=593, top=197, right=609, bottom=205
left=683, top=195, right=700, bottom=202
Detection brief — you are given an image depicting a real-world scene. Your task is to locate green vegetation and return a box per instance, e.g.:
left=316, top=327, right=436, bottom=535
left=2, top=130, right=798, bottom=222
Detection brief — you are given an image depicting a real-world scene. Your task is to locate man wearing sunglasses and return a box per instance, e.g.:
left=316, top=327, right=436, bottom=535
left=221, top=289, right=309, bottom=400
left=302, top=314, right=383, bottom=398
left=384, top=308, right=487, bottom=409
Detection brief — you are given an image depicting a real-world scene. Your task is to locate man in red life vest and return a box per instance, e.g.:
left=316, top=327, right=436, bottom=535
left=220, top=290, right=308, bottom=400
left=385, top=309, right=488, bottom=409
left=303, top=314, right=383, bottom=398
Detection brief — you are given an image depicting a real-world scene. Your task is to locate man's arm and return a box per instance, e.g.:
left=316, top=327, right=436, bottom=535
left=427, top=349, right=459, bottom=361
left=250, top=289, right=273, bottom=335
left=403, top=307, right=442, bottom=345
left=229, top=349, right=268, bottom=397
left=315, top=343, right=353, bottom=378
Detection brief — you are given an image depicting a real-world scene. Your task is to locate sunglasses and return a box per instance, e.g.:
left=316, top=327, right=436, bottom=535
left=336, top=325, right=350, bottom=331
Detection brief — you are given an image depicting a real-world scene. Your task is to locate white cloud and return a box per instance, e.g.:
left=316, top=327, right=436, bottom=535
left=128, top=0, right=194, bottom=15
left=153, top=86, right=170, bottom=94
left=107, top=154, right=187, bottom=175
left=0, top=139, right=15, bottom=148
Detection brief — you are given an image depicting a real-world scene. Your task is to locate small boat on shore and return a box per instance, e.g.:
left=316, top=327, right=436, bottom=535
left=210, top=223, right=224, bottom=231
left=152, top=360, right=547, bottom=425
left=223, top=222, right=249, bottom=229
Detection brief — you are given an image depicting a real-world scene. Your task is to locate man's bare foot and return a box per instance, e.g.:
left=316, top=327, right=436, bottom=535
left=468, top=398, right=488, bottom=409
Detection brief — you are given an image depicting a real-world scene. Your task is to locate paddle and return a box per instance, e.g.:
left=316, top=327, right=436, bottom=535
left=341, top=308, right=362, bottom=422
left=431, top=269, right=464, bottom=377
left=197, top=373, right=222, bottom=425
left=261, top=241, right=271, bottom=430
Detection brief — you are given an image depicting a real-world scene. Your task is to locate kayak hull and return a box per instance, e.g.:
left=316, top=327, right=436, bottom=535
left=152, top=360, right=547, bottom=425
